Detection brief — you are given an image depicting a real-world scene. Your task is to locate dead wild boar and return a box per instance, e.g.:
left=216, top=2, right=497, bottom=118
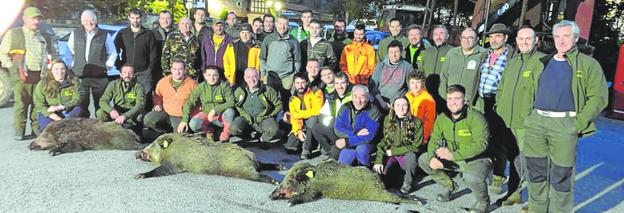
left=29, top=118, right=142, bottom=156
left=271, top=160, right=425, bottom=206
left=135, top=133, right=282, bottom=184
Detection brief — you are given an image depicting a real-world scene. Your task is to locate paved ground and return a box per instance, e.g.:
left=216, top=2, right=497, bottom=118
left=0, top=105, right=622, bottom=212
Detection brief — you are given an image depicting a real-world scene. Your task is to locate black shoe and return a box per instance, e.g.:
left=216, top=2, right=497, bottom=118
left=300, top=150, right=311, bottom=159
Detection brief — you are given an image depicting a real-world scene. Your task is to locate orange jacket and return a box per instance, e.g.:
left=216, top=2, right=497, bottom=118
left=339, top=41, right=376, bottom=85
left=153, top=75, right=198, bottom=117
left=405, top=89, right=436, bottom=143
left=289, top=88, right=324, bottom=134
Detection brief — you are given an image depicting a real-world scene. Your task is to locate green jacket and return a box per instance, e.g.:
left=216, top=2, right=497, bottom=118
left=496, top=50, right=545, bottom=129
left=182, top=81, right=234, bottom=122
left=375, top=113, right=424, bottom=165
left=427, top=107, right=489, bottom=162
left=377, top=35, right=409, bottom=62
left=421, top=43, right=454, bottom=77
left=99, top=79, right=145, bottom=119
left=528, top=48, right=608, bottom=137
left=233, top=85, right=282, bottom=124
left=33, top=78, right=81, bottom=117
left=439, top=46, right=487, bottom=105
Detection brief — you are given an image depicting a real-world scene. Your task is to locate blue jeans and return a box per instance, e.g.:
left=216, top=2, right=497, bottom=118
left=37, top=106, right=82, bottom=132
left=338, top=143, right=375, bottom=166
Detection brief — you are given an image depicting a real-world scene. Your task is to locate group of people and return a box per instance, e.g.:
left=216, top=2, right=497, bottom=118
left=0, top=6, right=608, bottom=213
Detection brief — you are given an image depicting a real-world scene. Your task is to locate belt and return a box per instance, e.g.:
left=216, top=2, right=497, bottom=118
left=536, top=109, right=576, bottom=118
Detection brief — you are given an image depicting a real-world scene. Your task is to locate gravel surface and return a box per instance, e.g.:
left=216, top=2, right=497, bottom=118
left=0, top=106, right=621, bottom=212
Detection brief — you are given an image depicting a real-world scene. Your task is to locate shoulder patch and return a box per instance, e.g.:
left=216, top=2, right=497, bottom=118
left=458, top=129, right=472, bottom=136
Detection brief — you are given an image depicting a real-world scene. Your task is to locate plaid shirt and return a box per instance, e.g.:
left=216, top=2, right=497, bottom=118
left=478, top=46, right=509, bottom=97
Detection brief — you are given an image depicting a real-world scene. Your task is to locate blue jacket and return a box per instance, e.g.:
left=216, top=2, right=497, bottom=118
left=334, top=102, right=382, bottom=147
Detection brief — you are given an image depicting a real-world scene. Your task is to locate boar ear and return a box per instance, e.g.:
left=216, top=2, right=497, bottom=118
left=296, top=168, right=316, bottom=182
left=161, top=139, right=173, bottom=149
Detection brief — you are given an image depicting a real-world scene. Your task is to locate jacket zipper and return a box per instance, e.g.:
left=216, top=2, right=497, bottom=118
left=509, top=55, right=526, bottom=126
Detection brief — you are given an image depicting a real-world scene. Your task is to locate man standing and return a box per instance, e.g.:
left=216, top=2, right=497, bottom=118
left=96, top=65, right=145, bottom=133
left=200, top=19, right=234, bottom=81
left=259, top=15, right=301, bottom=91
left=251, top=17, right=264, bottom=41
left=495, top=26, right=545, bottom=206
left=311, top=72, right=351, bottom=160
left=225, top=11, right=240, bottom=39
left=377, top=18, right=409, bottom=62
left=339, top=24, right=376, bottom=85
left=284, top=72, right=324, bottom=159
left=144, top=58, right=196, bottom=133
left=228, top=23, right=261, bottom=86
left=302, top=19, right=336, bottom=69
left=439, top=28, right=486, bottom=106
left=369, top=41, right=413, bottom=113
left=114, top=8, right=157, bottom=97
left=404, top=25, right=430, bottom=71
left=230, top=68, right=282, bottom=143
left=67, top=10, right=117, bottom=118
left=475, top=23, right=517, bottom=195
left=178, top=66, right=236, bottom=142
left=334, top=85, right=381, bottom=166
left=161, top=18, right=200, bottom=78
left=418, top=85, right=491, bottom=213
left=290, top=9, right=313, bottom=42
left=421, top=25, right=454, bottom=113
left=152, top=10, right=174, bottom=82
left=524, top=20, right=608, bottom=213
left=192, top=8, right=212, bottom=45
left=259, top=13, right=275, bottom=42
left=0, top=7, right=58, bottom=139
left=328, top=18, right=351, bottom=71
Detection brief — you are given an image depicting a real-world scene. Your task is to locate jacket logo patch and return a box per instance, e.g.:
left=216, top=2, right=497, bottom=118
left=467, top=60, right=477, bottom=70
left=63, top=90, right=74, bottom=97
left=215, top=95, right=223, bottom=101
left=523, top=70, right=532, bottom=77
left=126, top=93, right=137, bottom=99
left=576, top=70, right=583, bottom=78
left=458, top=130, right=472, bottom=136
left=440, top=57, right=446, bottom=62
left=417, top=55, right=423, bottom=61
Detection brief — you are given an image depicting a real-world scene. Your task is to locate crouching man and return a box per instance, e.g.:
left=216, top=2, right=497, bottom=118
left=417, top=85, right=491, bottom=213
left=177, top=65, right=235, bottom=142
left=334, top=85, right=381, bottom=166
left=96, top=64, right=145, bottom=133
left=144, top=58, right=197, bottom=133
left=230, top=68, right=282, bottom=143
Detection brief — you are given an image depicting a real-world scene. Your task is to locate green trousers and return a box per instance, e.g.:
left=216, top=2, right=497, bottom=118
left=13, top=80, right=39, bottom=136
left=418, top=153, right=492, bottom=211
left=523, top=110, right=578, bottom=213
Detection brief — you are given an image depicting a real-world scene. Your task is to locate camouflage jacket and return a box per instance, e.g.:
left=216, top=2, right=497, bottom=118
left=161, top=30, right=200, bottom=77
left=302, top=38, right=337, bottom=68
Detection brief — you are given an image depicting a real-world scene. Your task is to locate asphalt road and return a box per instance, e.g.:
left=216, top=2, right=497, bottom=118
left=0, top=105, right=622, bottom=212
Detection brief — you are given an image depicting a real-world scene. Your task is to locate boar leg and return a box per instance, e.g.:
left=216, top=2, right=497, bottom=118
left=49, top=142, right=84, bottom=156
left=136, top=161, right=179, bottom=179
left=257, top=161, right=287, bottom=171
left=255, top=173, right=279, bottom=185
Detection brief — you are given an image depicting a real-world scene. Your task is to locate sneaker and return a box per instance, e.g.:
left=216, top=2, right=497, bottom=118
left=502, top=191, right=523, bottom=206
left=489, top=175, right=505, bottom=195
left=229, top=136, right=244, bottom=143
left=436, top=182, right=458, bottom=202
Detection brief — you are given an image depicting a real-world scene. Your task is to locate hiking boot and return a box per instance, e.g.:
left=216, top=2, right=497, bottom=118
left=436, top=182, right=458, bottom=202
left=400, top=182, right=412, bottom=194
left=489, top=175, right=505, bottom=195
left=502, top=191, right=523, bottom=206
